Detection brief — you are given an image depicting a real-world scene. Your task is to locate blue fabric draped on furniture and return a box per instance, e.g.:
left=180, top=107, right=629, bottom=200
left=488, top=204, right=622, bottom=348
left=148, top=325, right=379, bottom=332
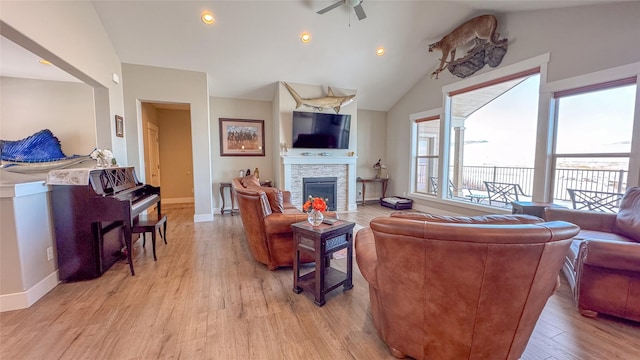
left=1, top=129, right=68, bottom=162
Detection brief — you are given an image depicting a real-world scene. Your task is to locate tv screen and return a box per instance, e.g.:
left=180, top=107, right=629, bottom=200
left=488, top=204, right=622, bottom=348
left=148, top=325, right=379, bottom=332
left=291, top=111, right=351, bottom=149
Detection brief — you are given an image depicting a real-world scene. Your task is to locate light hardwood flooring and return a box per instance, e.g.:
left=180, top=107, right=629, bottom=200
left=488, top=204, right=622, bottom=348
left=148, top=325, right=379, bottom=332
left=1, top=204, right=639, bottom=359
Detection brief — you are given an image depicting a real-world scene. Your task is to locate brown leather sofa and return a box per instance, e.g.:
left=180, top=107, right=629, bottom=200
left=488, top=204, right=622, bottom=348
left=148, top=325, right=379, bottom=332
left=232, top=176, right=336, bottom=270
left=545, top=186, right=640, bottom=322
left=355, top=212, right=580, bottom=360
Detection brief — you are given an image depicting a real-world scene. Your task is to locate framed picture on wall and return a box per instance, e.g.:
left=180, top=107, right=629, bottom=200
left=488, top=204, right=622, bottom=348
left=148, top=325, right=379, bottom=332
left=219, top=118, right=265, bottom=156
left=115, top=115, right=124, bottom=137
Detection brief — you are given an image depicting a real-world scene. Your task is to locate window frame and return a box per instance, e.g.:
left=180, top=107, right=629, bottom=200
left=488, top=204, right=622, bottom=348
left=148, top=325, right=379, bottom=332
left=549, top=77, right=637, bottom=198
left=437, top=55, right=550, bottom=206
left=410, top=109, right=442, bottom=197
left=409, top=56, right=640, bottom=210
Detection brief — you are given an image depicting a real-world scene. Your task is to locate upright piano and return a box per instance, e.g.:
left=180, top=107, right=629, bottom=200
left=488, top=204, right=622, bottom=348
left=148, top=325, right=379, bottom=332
left=50, top=167, right=160, bottom=281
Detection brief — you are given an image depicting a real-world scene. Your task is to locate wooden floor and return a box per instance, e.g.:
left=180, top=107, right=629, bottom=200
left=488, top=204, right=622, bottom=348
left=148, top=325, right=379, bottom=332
left=1, top=204, right=639, bottom=359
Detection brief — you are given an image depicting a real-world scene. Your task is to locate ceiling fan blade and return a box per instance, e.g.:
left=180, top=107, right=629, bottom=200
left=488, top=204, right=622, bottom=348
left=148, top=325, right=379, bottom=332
left=317, top=1, right=344, bottom=15
left=353, top=4, right=367, bottom=20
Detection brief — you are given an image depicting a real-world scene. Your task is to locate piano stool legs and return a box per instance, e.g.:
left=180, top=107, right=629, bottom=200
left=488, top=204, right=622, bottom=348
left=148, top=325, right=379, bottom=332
left=132, top=214, right=168, bottom=262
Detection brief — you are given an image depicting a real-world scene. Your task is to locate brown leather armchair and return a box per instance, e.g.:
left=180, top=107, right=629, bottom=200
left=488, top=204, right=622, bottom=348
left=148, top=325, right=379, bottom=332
left=355, top=212, right=580, bottom=360
left=232, top=177, right=336, bottom=270
left=545, top=186, right=640, bottom=322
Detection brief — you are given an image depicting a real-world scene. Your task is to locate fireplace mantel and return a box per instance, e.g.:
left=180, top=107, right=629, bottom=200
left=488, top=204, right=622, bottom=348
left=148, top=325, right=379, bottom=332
left=281, top=155, right=357, bottom=211
left=282, top=155, right=357, bottom=166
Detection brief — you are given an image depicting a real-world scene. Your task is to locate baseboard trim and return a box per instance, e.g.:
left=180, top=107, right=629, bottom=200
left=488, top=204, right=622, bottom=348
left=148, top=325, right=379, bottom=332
left=0, top=271, right=59, bottom=312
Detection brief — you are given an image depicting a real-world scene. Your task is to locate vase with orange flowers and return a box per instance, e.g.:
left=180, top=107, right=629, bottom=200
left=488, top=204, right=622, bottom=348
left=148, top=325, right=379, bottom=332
left=303, top=196, right=327, bottom=226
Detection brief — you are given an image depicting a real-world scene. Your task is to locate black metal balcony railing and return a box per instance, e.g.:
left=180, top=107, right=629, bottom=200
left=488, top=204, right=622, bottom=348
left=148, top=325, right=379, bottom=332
left=418, top=165, right=627, bottom=203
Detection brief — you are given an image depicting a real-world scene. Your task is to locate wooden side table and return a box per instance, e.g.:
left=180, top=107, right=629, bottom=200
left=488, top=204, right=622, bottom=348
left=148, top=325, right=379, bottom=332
left=291, top=219, right=355, bottom=306
left=220, top=180, right=274, bottom=215
left=219, top=182, right=238, bottom=215
left=356, top=177, right=389, bottom=205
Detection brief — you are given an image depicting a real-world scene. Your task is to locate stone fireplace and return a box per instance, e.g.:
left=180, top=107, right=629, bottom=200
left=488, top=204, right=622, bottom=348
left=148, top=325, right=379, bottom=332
left=281, top=155, right=357, bottom=211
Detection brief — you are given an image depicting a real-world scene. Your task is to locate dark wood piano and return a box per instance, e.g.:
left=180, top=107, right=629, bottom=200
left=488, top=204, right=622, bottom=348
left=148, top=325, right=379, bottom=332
left=50, top=167, right=160, bottom=281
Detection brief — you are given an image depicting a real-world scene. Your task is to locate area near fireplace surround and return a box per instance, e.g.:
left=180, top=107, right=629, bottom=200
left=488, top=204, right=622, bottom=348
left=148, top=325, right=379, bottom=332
left=281, top=155, right=358, bottom=212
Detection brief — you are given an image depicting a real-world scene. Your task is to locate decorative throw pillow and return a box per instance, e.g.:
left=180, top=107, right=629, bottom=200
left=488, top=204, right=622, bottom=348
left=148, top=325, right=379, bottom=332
left=615, top=187, right=640, bottom=242
left=241, top=174, right=261, bottom=188
left=261, top=187, right=284, bottom=213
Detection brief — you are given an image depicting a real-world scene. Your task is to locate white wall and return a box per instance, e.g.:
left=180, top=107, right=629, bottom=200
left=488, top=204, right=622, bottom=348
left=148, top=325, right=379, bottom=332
left=121, top=63, right=213, bottom=222
left=0, top=77, right=95, bottom=158
left=210, top=97, right=273, bottom=212
left=357, top=109, right=388, bottom=200
left=0, top=182, right=59, bottom=312
left=502, top=3, right=640, bottom=83
left=386, top=2, right=640, bottom=216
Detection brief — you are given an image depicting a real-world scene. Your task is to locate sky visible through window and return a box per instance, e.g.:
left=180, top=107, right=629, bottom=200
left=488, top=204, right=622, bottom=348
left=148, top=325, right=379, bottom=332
left=556, top=85, right=635, bottom=154
left=463, top=75, right=539, bottom=167
left=462, top=76, right=636, bottom=169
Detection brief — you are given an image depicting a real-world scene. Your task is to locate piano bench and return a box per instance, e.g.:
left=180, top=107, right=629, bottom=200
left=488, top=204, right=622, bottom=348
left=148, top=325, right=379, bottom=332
left=132, top=214, right=167, bottom=261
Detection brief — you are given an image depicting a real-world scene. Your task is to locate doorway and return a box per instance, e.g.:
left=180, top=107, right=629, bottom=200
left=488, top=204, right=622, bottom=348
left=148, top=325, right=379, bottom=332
left=141, top=102, right=194, bottom=207
left=146, top=122, right=161, bottom=188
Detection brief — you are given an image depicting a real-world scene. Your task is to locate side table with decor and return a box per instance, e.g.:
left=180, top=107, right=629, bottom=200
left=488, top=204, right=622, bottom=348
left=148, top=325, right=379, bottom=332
left=220, top=179, right=273, bottom=215
left=291, top=219, right=355, bottom=306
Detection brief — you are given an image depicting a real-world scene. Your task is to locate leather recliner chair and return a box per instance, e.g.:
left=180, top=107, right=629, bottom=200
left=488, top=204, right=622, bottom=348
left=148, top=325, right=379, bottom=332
left=545, top=186, right=640, bottom=322
left=355, top=212, right=580, bottom=360
left=232, top=177, right=336, bottom=270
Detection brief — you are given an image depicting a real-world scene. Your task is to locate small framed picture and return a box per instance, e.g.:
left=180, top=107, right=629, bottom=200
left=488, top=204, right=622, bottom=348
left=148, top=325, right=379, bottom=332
left=219, top=118, right=265, bottom=156
left=115, top=115, right=124, bottom=137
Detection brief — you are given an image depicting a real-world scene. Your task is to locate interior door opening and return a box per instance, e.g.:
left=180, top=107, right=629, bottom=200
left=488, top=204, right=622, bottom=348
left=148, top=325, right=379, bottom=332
left=141, top=102, right=194, bottom=211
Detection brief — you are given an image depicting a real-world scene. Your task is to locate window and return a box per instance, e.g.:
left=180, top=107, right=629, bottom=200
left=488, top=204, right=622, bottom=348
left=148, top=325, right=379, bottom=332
left=551, top=77, right=637, bottom=204
left=446, top=69, right=540, bottom=204
left=412, top=113, right=440, bottom=196
left=414, top=56, right=639, bottom=211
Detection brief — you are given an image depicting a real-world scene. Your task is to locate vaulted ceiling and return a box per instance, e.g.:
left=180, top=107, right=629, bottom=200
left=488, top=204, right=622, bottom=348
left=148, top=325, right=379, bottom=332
left=1, top=1, right=628, bottom=111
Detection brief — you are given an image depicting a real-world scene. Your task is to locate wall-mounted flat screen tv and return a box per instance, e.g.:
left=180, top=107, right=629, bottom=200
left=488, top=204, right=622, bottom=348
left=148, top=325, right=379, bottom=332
left=291, top=111, right=351, bottom=149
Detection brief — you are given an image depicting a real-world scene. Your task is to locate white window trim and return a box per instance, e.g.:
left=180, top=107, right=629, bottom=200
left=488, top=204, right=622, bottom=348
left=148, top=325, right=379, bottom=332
left=409, top=55, right=639, bottom=211
left=542, top=61, right=640, bottom=94
left=442, top=53, right=550, bottom=95
left=545, top=61, right=640, bottom=188
left=440, top=53, right=551, bottom=202
left=409, top=108, right=442, bottom=196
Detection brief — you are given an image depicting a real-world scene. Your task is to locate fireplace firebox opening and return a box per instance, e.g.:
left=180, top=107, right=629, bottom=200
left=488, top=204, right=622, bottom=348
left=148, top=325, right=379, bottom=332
left=303, top=177, right=338, bottom=211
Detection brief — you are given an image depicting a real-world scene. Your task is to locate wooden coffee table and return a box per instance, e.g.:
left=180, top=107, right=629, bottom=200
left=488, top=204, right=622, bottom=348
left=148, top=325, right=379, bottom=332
left=291, top=219, right=355, bottom=306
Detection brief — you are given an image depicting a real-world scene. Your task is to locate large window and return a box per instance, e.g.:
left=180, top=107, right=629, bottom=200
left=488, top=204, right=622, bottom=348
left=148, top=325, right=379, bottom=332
left=411, top=56, right=639, bottom=211
left=414, top=115, right=440, bottom=195
left=446, top=70, right=540, bottom=204
left=552, top=78, right=637, bottom=205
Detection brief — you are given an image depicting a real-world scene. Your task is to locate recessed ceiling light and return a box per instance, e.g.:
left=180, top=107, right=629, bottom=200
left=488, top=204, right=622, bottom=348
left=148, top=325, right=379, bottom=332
left=38, top=59, right=52, bottom=65
left=201, top=11, right=214, bottom=24
left=376, top=47, right=385, bottom=56
left=300, top=32, right=311, bottom=43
